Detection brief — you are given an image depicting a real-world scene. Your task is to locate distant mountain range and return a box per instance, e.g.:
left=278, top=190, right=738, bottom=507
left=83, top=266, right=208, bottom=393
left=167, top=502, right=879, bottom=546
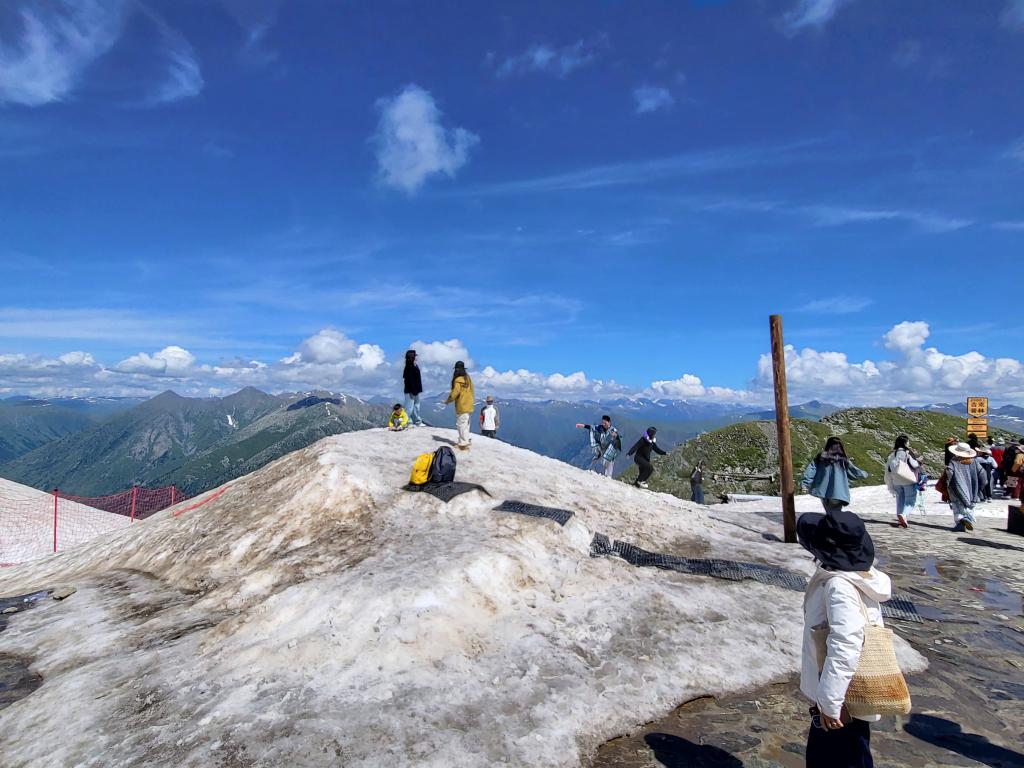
left=1, top=389, right=1018, bottom=497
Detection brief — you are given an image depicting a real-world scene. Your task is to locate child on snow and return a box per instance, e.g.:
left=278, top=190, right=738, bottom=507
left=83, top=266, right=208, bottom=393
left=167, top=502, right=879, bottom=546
left=389, top=403, right=410, bottom=431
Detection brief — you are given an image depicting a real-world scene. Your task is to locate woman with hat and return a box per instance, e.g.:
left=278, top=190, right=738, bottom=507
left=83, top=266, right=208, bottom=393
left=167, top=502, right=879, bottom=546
left=799, top=437, right=869, bottom=513
left=444, top=361, right=475, bottom=450
left=945, top=442, right=982, bottom=531
left=798, top=510, right=892, bottom=767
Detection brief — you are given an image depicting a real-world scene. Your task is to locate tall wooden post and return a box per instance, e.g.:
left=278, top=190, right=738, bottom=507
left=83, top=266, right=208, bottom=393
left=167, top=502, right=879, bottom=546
left=770, top=315, right=797, bottom=543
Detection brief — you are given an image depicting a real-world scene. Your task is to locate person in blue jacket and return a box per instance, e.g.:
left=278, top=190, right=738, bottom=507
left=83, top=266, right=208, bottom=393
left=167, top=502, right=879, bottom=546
left=800, top=437, right=869, bottom=513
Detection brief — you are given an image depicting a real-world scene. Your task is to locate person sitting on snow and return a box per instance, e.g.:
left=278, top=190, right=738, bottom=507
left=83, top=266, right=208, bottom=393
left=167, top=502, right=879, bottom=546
left=388, top=403, right=410, bottom=431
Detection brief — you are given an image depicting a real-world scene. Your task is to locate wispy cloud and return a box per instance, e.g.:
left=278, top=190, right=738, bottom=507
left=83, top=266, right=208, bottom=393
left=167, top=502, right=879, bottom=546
left=633, top=85, right=674, bottom=115
left=494, top=39, right=601, bottom=79
left=464, top=140, right=823, bottom=196
left=146, top=28, right=204, bottom=105
left=801, top=204, right=972, bottom=232
left=1002, top=0, right=1024, bottom=30
left=0, top=0, right=126, bottom=106
left=373, top=84, right=478, bottom=193
left=798, top=296, right=873, bottom=314
left=993, top=220, right=1024, bottom=231
left=681, top=195, right=973, bottom=234
left=1007, top=136, right=1024, bottom=162
left=781, top=0, right=854, bottom=35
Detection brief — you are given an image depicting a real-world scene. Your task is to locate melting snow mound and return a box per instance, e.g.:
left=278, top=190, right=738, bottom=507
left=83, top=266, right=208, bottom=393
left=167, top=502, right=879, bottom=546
left=0, top=428, right=925, bottom=767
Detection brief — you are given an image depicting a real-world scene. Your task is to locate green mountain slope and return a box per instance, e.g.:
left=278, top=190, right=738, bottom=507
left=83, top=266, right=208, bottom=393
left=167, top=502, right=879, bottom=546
left=0, top=388, right=387, bottom=496
left=620, top=407, right=1021, bottom=502
left=0, top=400, right=95, bottom=463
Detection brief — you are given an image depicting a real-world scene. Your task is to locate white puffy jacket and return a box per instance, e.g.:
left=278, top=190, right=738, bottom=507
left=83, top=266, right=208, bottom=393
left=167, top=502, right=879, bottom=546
left=800, top=566, right=892, bottom=721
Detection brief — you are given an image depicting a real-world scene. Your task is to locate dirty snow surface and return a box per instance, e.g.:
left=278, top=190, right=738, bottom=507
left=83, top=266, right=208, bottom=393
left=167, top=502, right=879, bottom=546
left=0, top=429, right=926, bottom=768
left=0, top=478, right=131, bottom=564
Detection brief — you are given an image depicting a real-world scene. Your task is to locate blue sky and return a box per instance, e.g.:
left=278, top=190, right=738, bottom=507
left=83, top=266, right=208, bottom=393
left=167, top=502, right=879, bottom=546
left=1, top=0, right=1023, bottom=404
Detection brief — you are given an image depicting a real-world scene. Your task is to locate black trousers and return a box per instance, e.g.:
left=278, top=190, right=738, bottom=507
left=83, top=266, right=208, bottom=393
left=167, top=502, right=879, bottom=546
left=635, top=456, right=653, bottom=483
left=806, top=718, right=873, bottom=768
left=481, top=430, right=496, bottom=438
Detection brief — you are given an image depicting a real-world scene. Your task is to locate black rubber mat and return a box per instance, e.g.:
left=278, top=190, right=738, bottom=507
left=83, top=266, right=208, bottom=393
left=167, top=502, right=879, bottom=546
left=588, top=534, right=923, bottom=622
left=493, top=500, right=574, bottom=526
left=403, top=482, right=491, bottom=503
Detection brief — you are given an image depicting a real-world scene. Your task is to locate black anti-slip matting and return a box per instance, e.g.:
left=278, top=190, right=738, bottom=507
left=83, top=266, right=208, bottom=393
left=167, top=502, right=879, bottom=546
left=589, top=534, right=923, bottom=623
left=403, top=482, right=491, bottom=503
left=492, top=500, right=574, bottom=526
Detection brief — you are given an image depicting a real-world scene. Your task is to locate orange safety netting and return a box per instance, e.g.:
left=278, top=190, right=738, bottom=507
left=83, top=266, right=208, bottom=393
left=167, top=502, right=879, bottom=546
left=0, top=485, right=187, bottom=566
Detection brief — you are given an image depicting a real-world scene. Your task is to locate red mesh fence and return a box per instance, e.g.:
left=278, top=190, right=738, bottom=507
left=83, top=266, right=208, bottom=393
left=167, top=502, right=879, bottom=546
left=0, top=484, right=188, bottom=567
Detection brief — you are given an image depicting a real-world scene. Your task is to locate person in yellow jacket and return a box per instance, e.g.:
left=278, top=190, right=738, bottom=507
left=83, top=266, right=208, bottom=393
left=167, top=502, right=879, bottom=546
left=444, top=360, right=475, bottom=450
left=388, top=403, right=410, bottom=431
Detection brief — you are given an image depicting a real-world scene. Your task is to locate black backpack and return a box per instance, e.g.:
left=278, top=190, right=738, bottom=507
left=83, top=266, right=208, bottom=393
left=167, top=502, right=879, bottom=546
left=428, top=446, right=456, bottom=484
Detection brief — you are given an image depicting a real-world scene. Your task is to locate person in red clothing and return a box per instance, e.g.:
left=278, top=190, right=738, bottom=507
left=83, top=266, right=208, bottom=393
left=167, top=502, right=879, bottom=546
left=991, top=438, right=1005, bottom=491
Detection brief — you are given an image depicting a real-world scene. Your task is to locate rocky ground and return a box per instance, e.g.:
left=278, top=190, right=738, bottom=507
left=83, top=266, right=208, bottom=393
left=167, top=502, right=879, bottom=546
left=592, top=511, right=1024, bottom=768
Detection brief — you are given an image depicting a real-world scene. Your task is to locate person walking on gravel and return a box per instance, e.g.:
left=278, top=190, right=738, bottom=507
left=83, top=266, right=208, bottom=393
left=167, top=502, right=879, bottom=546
left=945, top=442, right=981, bottom=532
left=444, top=361, right=475, bottom=450
left=800, top=437, right=869, bottom=514
left=627, top=427, right=667, bottom=488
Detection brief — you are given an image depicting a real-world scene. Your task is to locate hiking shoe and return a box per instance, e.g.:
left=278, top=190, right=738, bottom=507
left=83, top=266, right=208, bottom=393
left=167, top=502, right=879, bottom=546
left=638, top=481, right=649, bottom=489
left=963, top=519, right=974, bottom=531
left=952, top=521, right=966, bottom=532
left=897, top=515, right=908, bottom=528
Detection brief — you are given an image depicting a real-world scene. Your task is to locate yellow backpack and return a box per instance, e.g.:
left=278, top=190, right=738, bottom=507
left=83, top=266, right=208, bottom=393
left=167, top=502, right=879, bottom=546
left=410, top=452, right=434, bottom=485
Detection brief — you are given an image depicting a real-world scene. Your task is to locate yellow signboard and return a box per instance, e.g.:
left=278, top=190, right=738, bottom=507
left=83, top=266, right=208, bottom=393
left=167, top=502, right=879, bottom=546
left=967, top=418, right=989, bottom=428
left=967, top=397, right=989, bottom=417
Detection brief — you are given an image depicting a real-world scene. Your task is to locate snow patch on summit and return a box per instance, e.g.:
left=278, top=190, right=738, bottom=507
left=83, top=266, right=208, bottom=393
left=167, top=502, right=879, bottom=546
left=0, top=429, right=925, bottom=767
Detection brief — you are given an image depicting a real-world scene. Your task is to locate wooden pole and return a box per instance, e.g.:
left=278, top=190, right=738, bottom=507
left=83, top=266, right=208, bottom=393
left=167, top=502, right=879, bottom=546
left=770, top=315, right=797, bottom=543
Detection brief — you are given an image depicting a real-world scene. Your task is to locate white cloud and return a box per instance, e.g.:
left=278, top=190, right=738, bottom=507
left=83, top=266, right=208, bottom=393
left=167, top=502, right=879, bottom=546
left=633, top=85, right=674, bottom=115
left=372, top=84, right=478, bottom=193
left=648, top=374, right=706, bottom=398
left=5, top=323, right=1024, bottom=407
left=754, top=321, right=1024, bottom=403
left=115, top=346, right=196, bottom=376
left=495, top=40, right=598, bottom=78
left=409, top=339, right=472, bottom=368
left=0, top=0, right=126, bottom=106
left=781, top=0, right=853, bottom=35
left=801, top=204, right=972, bottom=233
left=883, top=321, right=930, bottom=354
left=1002, top=0, right=1024, bottom=30
left=292, top=328, right=385, bottom=372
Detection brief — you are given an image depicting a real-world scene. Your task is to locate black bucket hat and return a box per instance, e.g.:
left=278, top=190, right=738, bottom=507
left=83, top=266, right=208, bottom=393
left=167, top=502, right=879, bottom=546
left=797, top=510, right=875, bottom=572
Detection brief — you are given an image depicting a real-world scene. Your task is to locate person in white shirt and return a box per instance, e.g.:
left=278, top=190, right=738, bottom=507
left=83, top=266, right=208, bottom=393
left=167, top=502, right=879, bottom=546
left=798, top=510, right=892, bottom=768
left=479, top=395, right=500, bottom=438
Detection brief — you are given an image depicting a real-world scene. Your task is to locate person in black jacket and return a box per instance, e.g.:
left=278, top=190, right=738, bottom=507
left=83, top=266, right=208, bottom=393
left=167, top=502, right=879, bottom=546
left=627, top=427, right=667, bottom=488
left=403, top=349, right=425, bottom=427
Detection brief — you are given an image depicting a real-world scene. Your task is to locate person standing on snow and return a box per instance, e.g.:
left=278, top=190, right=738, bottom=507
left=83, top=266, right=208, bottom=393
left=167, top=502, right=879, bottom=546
left=444, top=361, right=475, bottom=450
left=402, top=350, right=425, bottom=427
left=479, top=395, right=500, bottom=438
left=800, top=437, right=869, bottom=514
left=945, top=442, right=981, bottom=531
left=690, top=460, right=706, bottom=504
left=577, top=416, right=613, bottom=471
left=797, top=510, right=893, bottom=768
left=598, top=426, right=622, bottom=478
left=627, top=427, right=667, bottom=488
left=884, top=435, right=920, bottom=528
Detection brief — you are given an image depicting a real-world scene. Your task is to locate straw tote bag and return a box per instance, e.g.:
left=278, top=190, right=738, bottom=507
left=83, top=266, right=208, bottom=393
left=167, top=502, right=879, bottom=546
left=812, top=585, right=912, bottom=718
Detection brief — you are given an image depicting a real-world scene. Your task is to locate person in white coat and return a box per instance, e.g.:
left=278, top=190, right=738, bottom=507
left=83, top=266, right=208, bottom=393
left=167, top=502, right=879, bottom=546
left=798, top=510, right=892, bottom=768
